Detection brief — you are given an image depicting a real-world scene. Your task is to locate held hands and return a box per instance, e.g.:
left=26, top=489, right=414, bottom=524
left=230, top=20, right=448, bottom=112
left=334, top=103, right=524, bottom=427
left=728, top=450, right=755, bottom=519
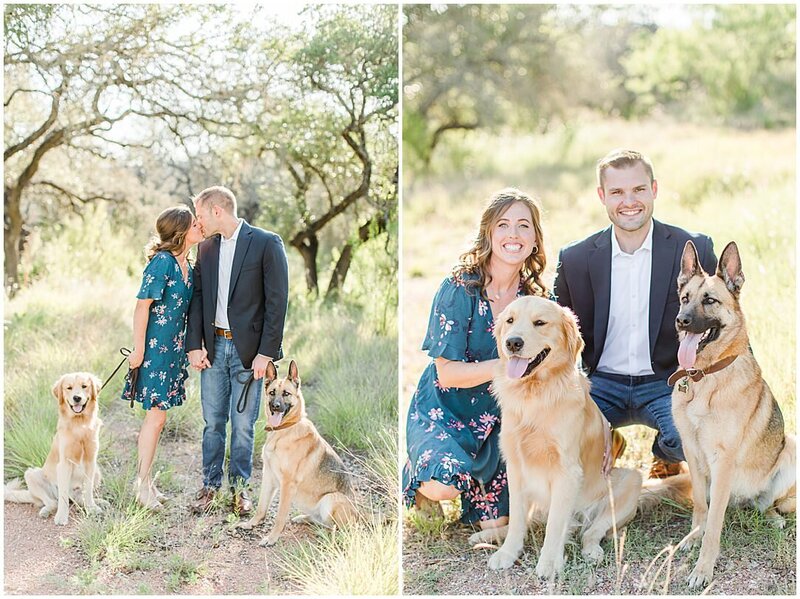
left=128, top=348, right=145, bottom=369
left=188, top=348, right=211, bottom=371
left=252, top=354, right=272, bottom=380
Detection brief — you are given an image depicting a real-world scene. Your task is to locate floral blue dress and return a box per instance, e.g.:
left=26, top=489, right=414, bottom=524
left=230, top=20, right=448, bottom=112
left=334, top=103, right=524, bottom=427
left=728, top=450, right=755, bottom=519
left=121, top=251, right=192, bottom=411
left=403, top=272, right=525, bottom=524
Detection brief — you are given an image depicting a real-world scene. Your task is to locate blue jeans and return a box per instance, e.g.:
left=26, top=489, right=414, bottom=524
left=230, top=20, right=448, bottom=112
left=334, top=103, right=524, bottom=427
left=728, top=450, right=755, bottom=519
left=200, top=336, right=263, bottom=489
left=589, top=371, right=684, bottom=463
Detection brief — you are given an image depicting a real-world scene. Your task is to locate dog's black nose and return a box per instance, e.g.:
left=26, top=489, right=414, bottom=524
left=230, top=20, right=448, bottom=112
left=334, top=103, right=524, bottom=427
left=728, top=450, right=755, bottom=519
left=505, top=337, right=524, bottom=352
left=676, top=314, right=692, bottom=327
left=72, top=395, right=82, bottom=402
left=270, top=399, right=282, bottom=410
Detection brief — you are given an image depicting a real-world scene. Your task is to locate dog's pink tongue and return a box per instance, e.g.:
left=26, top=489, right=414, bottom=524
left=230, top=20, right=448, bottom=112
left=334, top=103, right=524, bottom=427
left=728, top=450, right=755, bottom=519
left=268, top=412, right=283, bottom=427
left=678, top=332, right=702, bottom=370
left=506, top=356, right=530, bottom=379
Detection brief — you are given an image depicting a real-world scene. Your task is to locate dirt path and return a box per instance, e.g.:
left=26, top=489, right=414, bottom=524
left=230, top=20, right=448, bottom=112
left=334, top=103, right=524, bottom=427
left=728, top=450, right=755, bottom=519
left=4, top=399, right=378, bottom=595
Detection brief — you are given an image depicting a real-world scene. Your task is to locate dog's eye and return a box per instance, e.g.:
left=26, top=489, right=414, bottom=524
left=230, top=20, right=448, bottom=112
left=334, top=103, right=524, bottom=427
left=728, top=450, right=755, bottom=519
left=506, top=317, right=514, bottom=324
left=680, top=295, right=689, bottom=304
left=282, top=390, right=291, bottom=397
left=533, top=320, right=546, bottom=327
left=702, top=297, right=717, bottom=305
left=81, top=384, right=87, bottom=389
left=269, top=389, right=275, bottom=395
left=66, top=386, right=73, bottom=390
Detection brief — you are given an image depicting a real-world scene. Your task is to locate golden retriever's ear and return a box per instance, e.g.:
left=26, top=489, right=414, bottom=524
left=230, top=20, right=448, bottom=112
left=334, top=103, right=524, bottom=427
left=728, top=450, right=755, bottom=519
left=51, top=376, right=65, bottom=404
left=89, top=374, right=101, bottom=401
left=560, top=306, right=584, bottom=363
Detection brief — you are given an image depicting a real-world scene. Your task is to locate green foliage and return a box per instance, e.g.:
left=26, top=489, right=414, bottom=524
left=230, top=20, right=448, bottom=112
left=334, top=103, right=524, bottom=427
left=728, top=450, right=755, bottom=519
left=624, top=5, right=796, bottom=127
left=165, top=554, right=206, bottom=592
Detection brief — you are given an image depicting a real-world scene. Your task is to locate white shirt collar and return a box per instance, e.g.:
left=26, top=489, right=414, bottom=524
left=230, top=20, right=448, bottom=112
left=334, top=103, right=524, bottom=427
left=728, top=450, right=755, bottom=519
left=221, top=219, right=244, bottom=243
left=610, top=219, right=653, bottom=257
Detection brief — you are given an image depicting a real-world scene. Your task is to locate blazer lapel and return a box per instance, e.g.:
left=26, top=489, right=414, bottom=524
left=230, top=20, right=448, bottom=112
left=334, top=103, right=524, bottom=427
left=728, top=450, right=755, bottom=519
left=228, top=222, right=253, bottom=302
left=208, top=235, right=220, bottom=306
left=588, top=227, right=612, bottom=368
left=648, top=220, right=676, bottom=354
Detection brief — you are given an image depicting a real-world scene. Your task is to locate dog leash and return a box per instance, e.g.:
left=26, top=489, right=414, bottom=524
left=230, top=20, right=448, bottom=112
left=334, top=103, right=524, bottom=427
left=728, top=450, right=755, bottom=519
left=100, top=347, right=140, bottom=408
left=236, top=371, right=255, bottom=414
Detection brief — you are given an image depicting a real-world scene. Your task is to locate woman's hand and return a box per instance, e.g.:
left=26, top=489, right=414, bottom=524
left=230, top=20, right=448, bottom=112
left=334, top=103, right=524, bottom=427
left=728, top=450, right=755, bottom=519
left=128, top=347, right=145, bottom=369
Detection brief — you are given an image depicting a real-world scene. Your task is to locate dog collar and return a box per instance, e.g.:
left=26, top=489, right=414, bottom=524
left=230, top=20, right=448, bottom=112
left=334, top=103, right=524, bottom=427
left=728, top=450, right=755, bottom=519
left=264, top=418, right=300, bottom=432
left=668, top=355, right=738, bottom=387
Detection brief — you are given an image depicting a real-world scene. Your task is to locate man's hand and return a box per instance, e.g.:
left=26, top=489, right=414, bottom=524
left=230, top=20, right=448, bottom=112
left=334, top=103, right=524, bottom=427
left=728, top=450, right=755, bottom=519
left=188, top=348, right=210, bottom=371
left=252, top=354, right=273, bottom=380
left=601, top=416, right=613, bottom=478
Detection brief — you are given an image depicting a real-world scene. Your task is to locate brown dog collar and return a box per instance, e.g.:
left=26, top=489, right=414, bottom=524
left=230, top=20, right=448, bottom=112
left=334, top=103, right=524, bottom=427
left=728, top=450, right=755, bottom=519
left=668, top=355, right=739, bottom=387
left=265, top=418, right=300, bottom=432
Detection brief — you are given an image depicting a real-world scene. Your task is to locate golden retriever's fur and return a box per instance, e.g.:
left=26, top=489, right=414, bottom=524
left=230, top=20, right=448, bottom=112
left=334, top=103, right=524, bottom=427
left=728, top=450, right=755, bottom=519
left=238, top=360, right=357, bottom=546
left=471, top=297, right=642, bottom=577
left=4, top=372, right=104, bottom=525
left=672, top=241, right=796, bottom=588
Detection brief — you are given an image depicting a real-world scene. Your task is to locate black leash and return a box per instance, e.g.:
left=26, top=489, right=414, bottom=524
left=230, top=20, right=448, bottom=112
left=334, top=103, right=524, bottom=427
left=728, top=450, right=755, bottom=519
left=100, top=347, right=139, bottom=408
left=236, top=371, right=255, bottom=413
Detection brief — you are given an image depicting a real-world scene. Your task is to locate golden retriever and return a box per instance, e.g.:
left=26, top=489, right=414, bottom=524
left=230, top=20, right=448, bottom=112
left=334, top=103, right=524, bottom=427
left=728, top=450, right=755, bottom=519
left=4, top=372, right=104, bottom=525
left=237, top=360, right=357, bottom=546
left=471, top=296, right=642, bottom=577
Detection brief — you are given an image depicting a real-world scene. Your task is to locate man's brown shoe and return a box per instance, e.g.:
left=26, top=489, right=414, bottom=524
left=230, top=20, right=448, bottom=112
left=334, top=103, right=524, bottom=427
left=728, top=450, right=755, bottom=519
left=649, top=457, right=684, bottom=479
left=232, top=489, right=253, bottom=516
left=190, top=487, right=217, bottom=514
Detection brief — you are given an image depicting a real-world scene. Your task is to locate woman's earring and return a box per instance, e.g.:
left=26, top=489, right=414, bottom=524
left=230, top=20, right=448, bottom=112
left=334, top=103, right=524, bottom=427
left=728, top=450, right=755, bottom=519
left=531, top=245, right=539, bottom=254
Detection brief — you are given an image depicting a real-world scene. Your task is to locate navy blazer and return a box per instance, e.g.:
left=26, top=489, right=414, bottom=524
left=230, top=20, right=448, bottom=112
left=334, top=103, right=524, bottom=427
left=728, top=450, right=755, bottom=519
left=554, top=219, right=716, bottom=380
left=187, top=221, right=289, bottom=369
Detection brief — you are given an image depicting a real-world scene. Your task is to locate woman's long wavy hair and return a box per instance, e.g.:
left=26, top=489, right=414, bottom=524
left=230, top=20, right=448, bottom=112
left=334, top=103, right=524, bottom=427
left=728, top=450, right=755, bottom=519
left=145, top=205, right=194, bottom=262
left=453, top=188, right=549, bottom=298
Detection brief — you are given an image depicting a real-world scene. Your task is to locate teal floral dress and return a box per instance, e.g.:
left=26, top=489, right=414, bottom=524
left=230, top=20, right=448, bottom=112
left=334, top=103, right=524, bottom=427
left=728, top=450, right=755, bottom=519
left=403, top=272, right=525, bottom=523
left=121, top=251, right=192, bottom=411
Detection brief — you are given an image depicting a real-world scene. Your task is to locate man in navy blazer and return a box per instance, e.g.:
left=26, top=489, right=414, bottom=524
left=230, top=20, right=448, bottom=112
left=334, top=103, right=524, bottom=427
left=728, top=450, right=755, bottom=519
left=187, top=186, right=289, bottom=514
left=555, top=150, right=715, bottom=478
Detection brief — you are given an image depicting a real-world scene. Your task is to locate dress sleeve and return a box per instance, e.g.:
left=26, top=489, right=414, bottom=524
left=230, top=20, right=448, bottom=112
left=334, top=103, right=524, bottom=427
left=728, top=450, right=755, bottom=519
left=421, top=275, right=474, bottom=361
left=136, top=252, right=171, bottom=301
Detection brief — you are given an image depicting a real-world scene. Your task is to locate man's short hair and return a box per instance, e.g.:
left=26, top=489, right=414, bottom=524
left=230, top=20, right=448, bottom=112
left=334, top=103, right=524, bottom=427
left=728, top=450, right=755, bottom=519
left=192, top=185, right=237, bottom=215
left=596, top=149, right=655, bottom=188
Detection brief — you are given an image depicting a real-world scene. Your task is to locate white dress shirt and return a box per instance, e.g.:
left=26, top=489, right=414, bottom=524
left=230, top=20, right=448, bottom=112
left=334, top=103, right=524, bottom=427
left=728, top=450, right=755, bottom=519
left=596, top=221, right=655, bottom=376
left=214, top=219, right=244, bottom=330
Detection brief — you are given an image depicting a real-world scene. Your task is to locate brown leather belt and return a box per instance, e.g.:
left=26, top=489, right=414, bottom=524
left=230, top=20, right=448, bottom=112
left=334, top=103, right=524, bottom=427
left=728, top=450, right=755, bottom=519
left=214, top=327, right=233, bottom=339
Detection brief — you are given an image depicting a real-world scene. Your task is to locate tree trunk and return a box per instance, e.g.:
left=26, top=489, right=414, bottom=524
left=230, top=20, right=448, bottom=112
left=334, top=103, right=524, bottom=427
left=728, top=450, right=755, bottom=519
left=290, top=232, right=319, bottom=296
left=4, top=185, right=23, bottom=296
left=325, top=213, right=388, bottom=300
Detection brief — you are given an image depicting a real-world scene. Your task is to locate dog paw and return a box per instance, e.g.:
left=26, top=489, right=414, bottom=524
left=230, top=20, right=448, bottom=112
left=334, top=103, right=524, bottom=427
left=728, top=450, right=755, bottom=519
left=54, top=511, right=69, bottom=526
left=38, top=506, right=54, bottom=519
left=469, top=529, right=498, bottom=546
left=535, top=554, right=563, bottom=580
left=687, top=563, right=713, bottom=589
left=85, top=504, right=102, bottom=516
left=487, top=549, right=518, bottom=570
left=581, top=544, right=604, bottom=564
left=237, top=520, right=255, bottom=530
left=96, top=498, right=110, bottom=509
left=767, top=514, right=786, bottom=529
left=291, top=514, right=311, bottom=525
left=677, top=532, right=702, bottom=552
left=259, top=535, right=279, bottom=547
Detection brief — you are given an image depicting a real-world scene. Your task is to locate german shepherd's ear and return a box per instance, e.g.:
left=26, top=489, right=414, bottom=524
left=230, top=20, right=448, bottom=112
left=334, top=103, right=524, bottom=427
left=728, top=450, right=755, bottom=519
left=717, top=241, right=745, bottom=296
left=51, top=375, right=65, bottom=404
left=89, top=374, right=101, bottom=401
left=678, top=240, right=703, bottom=290
left=265, top=360, right=278, bottom=384
left=560, top=306, right=585, bottom=363
left=288, top=360, right=300, bottom=387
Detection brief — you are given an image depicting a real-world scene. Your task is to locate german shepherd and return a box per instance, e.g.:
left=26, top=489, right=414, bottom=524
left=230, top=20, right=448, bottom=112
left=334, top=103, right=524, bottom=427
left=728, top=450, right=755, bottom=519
left=5, top=372, right=104, bottom=525
left=471, top=296, right=642, bottom=577
left=673, top=240, right=796, bottom=588
left=237, top=360, right=357, bottom=546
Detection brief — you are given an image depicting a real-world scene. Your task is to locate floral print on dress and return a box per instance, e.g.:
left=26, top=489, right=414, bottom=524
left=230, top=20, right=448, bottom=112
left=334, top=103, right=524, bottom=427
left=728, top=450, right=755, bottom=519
left=403, top=272, right=526, bottom=524
left=121, top=251, right=192, bottom=411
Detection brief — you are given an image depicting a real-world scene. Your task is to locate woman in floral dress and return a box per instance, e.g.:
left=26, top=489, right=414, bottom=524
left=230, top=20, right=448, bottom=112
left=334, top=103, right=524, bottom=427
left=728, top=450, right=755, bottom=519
left=122, top=205, right=204, bottom=509
left=403, top=188, right=550, bottom=527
